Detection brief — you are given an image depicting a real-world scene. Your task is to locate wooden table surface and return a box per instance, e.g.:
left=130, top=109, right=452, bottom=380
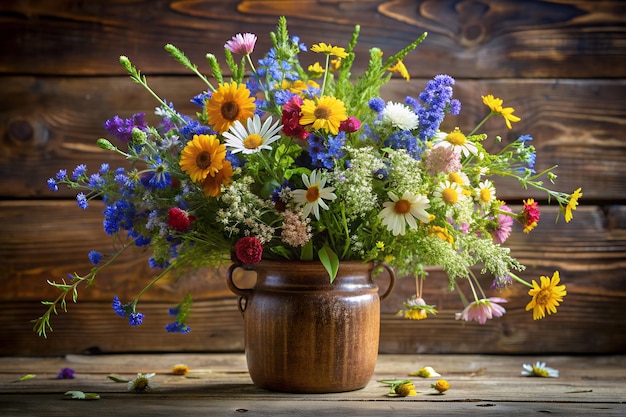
left=0, top=353, right=624, bottom=416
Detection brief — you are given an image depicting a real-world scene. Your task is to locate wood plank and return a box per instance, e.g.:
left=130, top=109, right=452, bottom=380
left=0, top=354, right=625, bottom=416
left=1, top=0, right=624, bottom=78
left=1, top=76, right=623, bottom=200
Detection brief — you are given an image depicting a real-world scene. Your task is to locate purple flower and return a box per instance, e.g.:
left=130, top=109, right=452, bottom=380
left=76, top=193, right=88, bottom=210
left=56, top=367, right=75, bottom=379
left=88, top=250, right=102, bottom=265
left=225, top=33, right=257, bottom=55
left=492, top=204, right=514, bottom=244
left=456, top=297, right=507, bottom=324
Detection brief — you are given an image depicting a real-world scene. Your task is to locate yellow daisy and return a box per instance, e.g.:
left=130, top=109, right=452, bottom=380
left=299, top=95, right=347, bottom=135
left=565, top=187, right=582, bottom=222
left=525, top=271, right=567, bottom=320
left=310, top=42, right=348, bottom=58
left=201, top=160, right=233, bottom=197
left=205, top=82, right=256, bottom=134
left=308, top=62, right=325, bottom=77
left=481, top=94, right=521, bottom=129
left=179, top=134, right=226, bottom=182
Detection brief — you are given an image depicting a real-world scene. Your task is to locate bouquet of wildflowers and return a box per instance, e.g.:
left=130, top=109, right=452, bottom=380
left=35, top=17, right=582, bottom=336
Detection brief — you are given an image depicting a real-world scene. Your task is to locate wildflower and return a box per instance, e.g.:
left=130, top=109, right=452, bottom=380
left=223, top=114, right=283, bottom=154
left=165, top=321, right=191, bottom=334
left=56, top=367, right=75, bottom=379
left=491, top=274, right=513, bottom=290
left=565, top=187, right=582, bottom=222
left=525, top=271, right=566, bottom=320
left=378, top=191, right=431, bottom=236
left=457, top=297, right=507, bottom=324
left=280, top=210, right=312, bottom=247
left=388, top=59, right=410, bottom=81
left=172, top=364, right=189, bottom=375
left=292, top=170, right=337, bottom=220
left=432, top=379, right=450, bottom=393
left=205, top=81, right=256, bottom=134
left=424, top=146, right=462, bottom=175
left=382, top=102, right=419, bottom=131
left=76, top=193, right=88, bottom=210
left=521, top=198, right=540, bottom=233
left=339, top=116, right=360, bottom=133
left=128, top=312, right=144, bottom=327
left=395, top=381, right=417, bottom=397
left=521, top=361, right=559, bottom=378
left=434, top=127, right=478, bottom=158
left=47, top=178, right=58, bottom=191
left=432, top=180, right=464, bottom=207
left=299, top=95, right=348, bottom=135
left=167, top=207, right=195, bottom=232
left=310, top=42, right=348, bottom=58
left=88, top=250, right=102, bottom=265
left=482, top=94, right=521, bottom=129
left=235, top=236, right=264, bottom=264
left=103, top=113, right=147, bottom=143
left=224, top=32, right=257, bottom=55
left=201, top=160, right=233, bottom=197
left=491, top=204, right=513, bottom=244
left=127, top=372, right=157, bottom=392
left=179, top=134, right=226, bottom=183
left=281, top=96, right=309, bottom=140
left=476, top=180, right=496, bottom=205
left=414, top=74, right=460, bottom=141
left=411, top=366, right=441, bottom=378
left=398, top=296, right=438, bottom=320
left=428, top=225, right=454, bottom=244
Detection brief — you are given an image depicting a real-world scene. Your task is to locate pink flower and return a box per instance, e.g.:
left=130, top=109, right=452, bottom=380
left=235, top=237, right=263, bottom=264
left=456, top=297, right=507, bottom=324
left=492, top=204, right=513, bottom=244
left=167, top=207, right=195, bottom=232
left=339, top=116, right=361, bottom=133
left=424, top=146, right=462, bottom=175
left=281, top=96, right=309, bottom=140
left=224, top=33, right=257, bottom=55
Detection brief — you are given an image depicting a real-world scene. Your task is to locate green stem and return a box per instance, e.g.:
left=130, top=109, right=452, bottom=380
left=468, top=112, right=494, bottom=136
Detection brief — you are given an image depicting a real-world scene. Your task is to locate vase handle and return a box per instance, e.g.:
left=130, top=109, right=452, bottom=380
left=377, top=262, right=396, bottom=300
left=227, top=263, right=254, bottom=315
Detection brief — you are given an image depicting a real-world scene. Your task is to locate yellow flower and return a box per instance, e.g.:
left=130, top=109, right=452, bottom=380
left=395, top=382, right=417, bottom=397
left=172, top=364, right=189, bottom=375
left=308, top=62, right=325, bottom=77
left=299, top=95, right=347, bottom=135
left=201, top=160, right=233, bottom=197
left=310, top=42, right=348, bottom=58
left=411, top=366, right=441, bottom=378
left=179, top=134, right=226, bottom=183
left=388, top=59, right=410, bottom=81
left=432, top=379, right=450, bottom=393
left=205, top=82, right=256, bottom=133
left=565, top=187, right=582, bottom=222
left=481, top=94, right=521, bottom=129
left=428, top=225, right=454, bottom=244
left=525, top=271, right=567, bottom=320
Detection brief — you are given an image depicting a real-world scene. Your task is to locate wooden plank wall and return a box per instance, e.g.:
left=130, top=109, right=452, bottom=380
left=1, top=0, right=625, bottom=356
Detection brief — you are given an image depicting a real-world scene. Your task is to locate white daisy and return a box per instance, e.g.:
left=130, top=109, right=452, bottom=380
left=434, top=127, right=478, bottom=157
left=292, top=170, right=337, bottom=220
left=476, top=180, right=496, bottom=205
left=223, top=114, right=283, bottom=154
left=521, top=362, right=559, bottom=378
left=127, top=372, right=158, bottom=392
left=382, top=102, right=419, bottom=131
left=432, top=180, right=465, bottom=207
left=378, top=190, right=430, bottom=236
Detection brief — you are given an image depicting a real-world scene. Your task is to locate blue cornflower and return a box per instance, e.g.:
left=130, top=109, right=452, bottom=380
left=71, top=164, right=87, bottom=181
left=385, top=130, right=421, bottom=159
left=88, top=250, right=102, bottom=265
left=112, top=295, right=126, bottom=317
left=128, top=312, right=144, bottom=327
left=103, top=113, right=147, bottom=143
left=368, top=97, right=385, bottom=113
left=190, top=91, right=211, bottom=107
left=148, top=257, right=169, bottom=269
left=178, top=120, right=214, bottom=142
left=374, top=168, right=388, bottom=181
left=56, top=169, right=67, bottom=181
left=99, top=163, right=110, bottom=174
left=103, top=200, right=136, bottom=235
left=274, top=89, right=296, bottom=106
left=414, top=74, right=458, bottom=141
left=88, top=173, right=105, bottom=189
left=47, top=178, right=58, bottom=192
left=165, top=321, right=191, bottom=334
left=141, top=157, right=172, bottom=190
left=76, top=193, right=88, bottom=210
left=518, top=134, right=533, bottom=143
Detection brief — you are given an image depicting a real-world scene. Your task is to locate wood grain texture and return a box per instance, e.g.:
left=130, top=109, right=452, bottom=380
left=1, top=0, right=624, bottom=77
left=1, top=77, right=623, bottom=199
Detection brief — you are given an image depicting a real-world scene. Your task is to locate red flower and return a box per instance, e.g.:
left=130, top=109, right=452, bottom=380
left=339, top=116, right=361, bottom=133
left=235, top=237, right=263, bottom=264
left=168, top=207, right=195, bottom=232
left=521, top=198, right=540, bottom=233
left=281, top=96, right=309, bottom=140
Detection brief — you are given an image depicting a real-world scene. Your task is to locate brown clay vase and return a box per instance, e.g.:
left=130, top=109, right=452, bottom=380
left=227, top=260, right=395, bottom=393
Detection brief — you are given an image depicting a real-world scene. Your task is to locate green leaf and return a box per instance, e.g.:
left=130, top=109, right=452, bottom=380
left=318, top=246, right=339, bottom=282
left=107, top=374, right=129, bottom=383
left=13, top=374, right=36, bottom=383
left=300, top=240, right=313, bottom=261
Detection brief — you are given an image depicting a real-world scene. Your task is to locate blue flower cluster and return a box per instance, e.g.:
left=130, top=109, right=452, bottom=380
left=112, top=295, right=144, bottom=327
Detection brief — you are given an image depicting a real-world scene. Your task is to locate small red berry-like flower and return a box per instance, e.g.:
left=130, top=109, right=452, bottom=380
left=167, top=207, right=195, bottom=232
left=339, top=116, right=361, bottom=133
left=235, top=237, right=263, bottom=264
